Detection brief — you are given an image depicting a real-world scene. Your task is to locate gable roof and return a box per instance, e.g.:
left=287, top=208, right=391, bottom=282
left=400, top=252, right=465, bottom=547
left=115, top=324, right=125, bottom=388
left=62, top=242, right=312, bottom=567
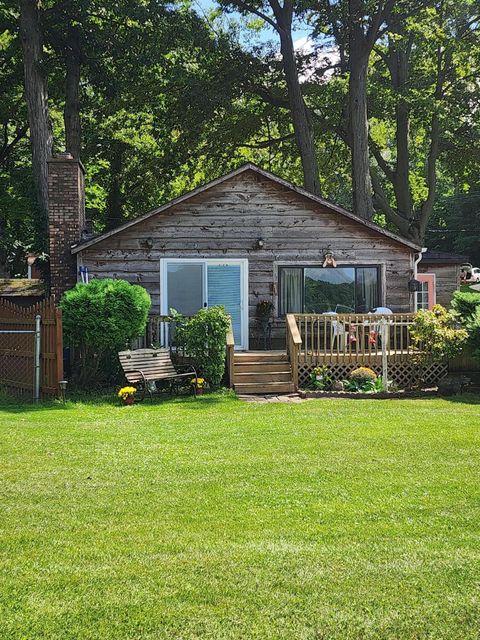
left=72, top=163, right=422, bottom=254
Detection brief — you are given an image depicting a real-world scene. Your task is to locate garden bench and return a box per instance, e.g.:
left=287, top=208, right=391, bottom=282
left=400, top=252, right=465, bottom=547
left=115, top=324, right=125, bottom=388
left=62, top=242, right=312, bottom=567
left=118, top=348, right=197, bottom=400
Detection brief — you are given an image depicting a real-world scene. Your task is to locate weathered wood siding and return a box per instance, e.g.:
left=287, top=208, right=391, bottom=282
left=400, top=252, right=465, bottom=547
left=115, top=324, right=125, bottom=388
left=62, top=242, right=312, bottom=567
left=78, top=172, right=415, bottom=347
left=419, top=263, right=461, bottom=307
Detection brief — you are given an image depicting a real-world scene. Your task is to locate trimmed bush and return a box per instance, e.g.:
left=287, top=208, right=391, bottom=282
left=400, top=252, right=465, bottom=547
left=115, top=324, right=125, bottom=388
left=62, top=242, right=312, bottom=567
left=61, top=279, right=151, bottom=386
left=350, top=367, right=377, bottom=383
left=451, top=290, right=480, bottom=321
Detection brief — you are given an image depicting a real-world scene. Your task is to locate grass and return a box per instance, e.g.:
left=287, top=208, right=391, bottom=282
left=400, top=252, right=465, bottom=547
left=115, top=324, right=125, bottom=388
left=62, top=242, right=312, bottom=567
left=1, top=392, right=480, bottom=640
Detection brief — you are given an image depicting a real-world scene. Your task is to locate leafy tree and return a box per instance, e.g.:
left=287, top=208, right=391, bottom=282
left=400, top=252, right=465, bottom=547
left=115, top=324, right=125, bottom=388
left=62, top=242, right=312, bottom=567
left=368, top=0, right=480, bottom=243
left=425, top=189, right=480, bottom=265
left=218, top=0, right=321, bottom=195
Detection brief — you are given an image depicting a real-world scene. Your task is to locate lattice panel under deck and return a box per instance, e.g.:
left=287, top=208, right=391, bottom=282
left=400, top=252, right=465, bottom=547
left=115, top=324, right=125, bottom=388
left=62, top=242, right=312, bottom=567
left=298, top=361, right=448, bottom=390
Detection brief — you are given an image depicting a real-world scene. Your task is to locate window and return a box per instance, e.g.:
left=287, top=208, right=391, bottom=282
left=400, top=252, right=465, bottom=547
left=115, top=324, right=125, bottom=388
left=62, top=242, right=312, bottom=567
left=279, top=266, right=380, bottom=315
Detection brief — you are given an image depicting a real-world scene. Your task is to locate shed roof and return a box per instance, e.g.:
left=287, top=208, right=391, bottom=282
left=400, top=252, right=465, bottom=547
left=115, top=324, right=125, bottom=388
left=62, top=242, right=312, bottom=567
left=421, top=251, right=469, bottom=264
left=0, top=279, right=44, bottom=297
left=72, top=163, right=422, bottom=254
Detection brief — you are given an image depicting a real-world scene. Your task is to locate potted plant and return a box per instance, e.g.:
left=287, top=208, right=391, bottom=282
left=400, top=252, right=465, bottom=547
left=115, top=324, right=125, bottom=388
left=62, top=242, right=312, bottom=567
left=309, top=365, right=332, bottom=390
left=191, top=377, right=206, bottom=395
left=118, top=386, right=137, bottom=405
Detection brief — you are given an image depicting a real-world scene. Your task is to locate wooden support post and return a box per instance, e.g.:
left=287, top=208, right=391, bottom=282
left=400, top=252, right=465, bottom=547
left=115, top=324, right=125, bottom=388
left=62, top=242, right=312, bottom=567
left=380, top=318, right=388, bottom=391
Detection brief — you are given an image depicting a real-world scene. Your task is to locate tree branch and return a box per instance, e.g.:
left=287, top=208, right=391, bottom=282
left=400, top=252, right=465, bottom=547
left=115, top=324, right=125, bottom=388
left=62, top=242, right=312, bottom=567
left=369, top=138, right=395, bottom=182
left=237, top=133, right=295, bottom=149
left=226, top=0, right=278, bottom=31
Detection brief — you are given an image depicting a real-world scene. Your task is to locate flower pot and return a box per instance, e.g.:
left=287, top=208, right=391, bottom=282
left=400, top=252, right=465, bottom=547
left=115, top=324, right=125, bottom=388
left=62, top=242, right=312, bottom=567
left=123, top=396, right=135, bottom=405
left=196, top=387, right=204, bottom=395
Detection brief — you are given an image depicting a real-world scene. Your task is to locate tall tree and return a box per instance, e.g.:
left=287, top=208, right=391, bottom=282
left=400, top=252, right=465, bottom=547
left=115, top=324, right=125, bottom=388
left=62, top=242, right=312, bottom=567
left=219, top=0, right=321, bottom=195
left=369, top=0, right=480, bottom=242
left=19, top=0, right=53, bottom=234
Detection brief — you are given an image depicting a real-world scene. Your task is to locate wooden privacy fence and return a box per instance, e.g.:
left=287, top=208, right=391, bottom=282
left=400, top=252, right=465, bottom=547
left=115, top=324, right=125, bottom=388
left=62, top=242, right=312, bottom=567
left=0, top=297, right=63, bottom=400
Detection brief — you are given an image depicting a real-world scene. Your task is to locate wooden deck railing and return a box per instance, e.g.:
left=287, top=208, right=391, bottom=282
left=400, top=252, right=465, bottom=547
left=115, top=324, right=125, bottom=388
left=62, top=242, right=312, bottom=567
left=226, top=316, right=235, bottom=388
left=286, top=313, right=302, bottom=390
left=132, top=315, right=191, bottom=354
left=293, top=313, right=416, bottom=364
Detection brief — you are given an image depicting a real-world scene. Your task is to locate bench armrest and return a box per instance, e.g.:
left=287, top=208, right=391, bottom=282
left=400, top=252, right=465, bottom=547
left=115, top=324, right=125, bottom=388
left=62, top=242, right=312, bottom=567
left=175, top=363, right=197, bottom=377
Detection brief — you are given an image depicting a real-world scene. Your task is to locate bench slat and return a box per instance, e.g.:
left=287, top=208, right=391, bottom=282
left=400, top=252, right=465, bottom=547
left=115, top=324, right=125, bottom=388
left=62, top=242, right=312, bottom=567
left=119, top=348, right=195, bottom=393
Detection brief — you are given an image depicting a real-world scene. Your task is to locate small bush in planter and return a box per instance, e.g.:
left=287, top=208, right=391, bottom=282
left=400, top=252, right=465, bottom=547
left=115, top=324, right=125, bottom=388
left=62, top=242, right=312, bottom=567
left=308, top=365, right=332, bottom=390
left=344, top=367, right=384, bottom=392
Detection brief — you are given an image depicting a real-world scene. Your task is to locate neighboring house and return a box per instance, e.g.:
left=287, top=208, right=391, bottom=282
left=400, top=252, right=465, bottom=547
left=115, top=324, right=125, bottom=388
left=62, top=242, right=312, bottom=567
left=48, top=154, right=426, bottom=350
left=417, top=251, right=469, bottom=309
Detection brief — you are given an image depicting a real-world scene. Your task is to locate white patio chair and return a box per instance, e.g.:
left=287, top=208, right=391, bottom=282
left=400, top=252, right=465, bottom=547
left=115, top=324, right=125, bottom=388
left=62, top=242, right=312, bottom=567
left=323, top=311, right=345, bottom=350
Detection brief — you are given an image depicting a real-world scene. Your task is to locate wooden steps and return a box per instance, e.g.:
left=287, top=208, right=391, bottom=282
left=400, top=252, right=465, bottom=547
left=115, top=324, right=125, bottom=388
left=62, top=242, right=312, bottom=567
left=233, top=351, right=295, bottom=395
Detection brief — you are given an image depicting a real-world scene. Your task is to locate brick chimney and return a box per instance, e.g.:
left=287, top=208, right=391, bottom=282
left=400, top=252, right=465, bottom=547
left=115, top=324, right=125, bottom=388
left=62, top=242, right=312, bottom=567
left=48, top=153, right=85, bottom=300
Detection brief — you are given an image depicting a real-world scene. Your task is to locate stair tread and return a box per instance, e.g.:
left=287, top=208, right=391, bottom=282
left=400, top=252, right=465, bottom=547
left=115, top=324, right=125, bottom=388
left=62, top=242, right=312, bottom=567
left=235, top=382, right=294, bottom=390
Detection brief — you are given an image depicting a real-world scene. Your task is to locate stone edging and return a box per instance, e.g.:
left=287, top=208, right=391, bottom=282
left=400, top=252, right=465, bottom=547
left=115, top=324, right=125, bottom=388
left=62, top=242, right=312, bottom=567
left=299, top=389, right=439, bottom=400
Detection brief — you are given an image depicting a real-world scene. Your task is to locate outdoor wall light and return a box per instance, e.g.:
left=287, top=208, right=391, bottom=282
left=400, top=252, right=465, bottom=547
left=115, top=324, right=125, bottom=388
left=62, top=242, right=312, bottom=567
left=255, top=238, right=265, bottom=249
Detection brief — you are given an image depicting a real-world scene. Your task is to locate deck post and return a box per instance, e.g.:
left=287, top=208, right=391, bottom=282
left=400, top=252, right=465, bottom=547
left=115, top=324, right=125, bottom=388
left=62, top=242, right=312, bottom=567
left=380, top=318, right=389, bottom=391
left=226, top=317, right=235, bottom=388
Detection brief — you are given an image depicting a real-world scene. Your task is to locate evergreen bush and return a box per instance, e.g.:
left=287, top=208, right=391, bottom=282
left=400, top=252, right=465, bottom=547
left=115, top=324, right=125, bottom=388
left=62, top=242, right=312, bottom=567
left=61, top=279, right=151, bottom=386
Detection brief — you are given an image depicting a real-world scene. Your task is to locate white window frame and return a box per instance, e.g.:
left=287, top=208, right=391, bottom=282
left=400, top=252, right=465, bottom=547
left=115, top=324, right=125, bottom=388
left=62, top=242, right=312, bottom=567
left=160, top=258, right=249, bottom=350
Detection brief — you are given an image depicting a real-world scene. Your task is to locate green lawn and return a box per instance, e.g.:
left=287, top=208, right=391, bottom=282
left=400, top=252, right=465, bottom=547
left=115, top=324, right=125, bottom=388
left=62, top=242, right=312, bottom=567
left=1, top=392, right=480, bottom=640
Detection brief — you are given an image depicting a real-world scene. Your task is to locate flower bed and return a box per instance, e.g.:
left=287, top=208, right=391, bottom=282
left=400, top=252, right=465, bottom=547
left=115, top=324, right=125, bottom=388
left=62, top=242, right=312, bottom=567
left=299, top=388, right=439, bottom=400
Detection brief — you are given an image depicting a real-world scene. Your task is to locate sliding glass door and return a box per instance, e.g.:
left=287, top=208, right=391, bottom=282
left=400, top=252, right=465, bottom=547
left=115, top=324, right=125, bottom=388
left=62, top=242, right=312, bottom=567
left=161, top=259, right=248, bottom=349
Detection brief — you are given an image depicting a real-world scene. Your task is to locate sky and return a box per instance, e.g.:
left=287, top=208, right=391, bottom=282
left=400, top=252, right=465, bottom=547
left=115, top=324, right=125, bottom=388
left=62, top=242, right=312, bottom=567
left=191, top=0, right=313, bottom=47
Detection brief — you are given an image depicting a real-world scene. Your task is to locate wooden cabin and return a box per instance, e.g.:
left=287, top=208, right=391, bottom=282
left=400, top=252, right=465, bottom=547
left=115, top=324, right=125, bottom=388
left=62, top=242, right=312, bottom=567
left=48, top=155, right=451, bottom=393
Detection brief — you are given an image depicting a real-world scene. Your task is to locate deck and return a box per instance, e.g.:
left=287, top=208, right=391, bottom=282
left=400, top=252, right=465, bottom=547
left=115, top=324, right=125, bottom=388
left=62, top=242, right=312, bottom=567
left=141, top=312, right=431, bottom=394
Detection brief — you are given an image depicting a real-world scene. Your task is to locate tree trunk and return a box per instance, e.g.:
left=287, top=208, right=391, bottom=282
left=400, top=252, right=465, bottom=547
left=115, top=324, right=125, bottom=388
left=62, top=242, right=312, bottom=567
left=347, top=0, right=375, bottom=220
left=19, top=0, right=53, bottom=239
left=349, top=50, right=374, bottom=219
left=277, top=26, right=321, bottom=196
left=64, top=24, right=82, bottom=159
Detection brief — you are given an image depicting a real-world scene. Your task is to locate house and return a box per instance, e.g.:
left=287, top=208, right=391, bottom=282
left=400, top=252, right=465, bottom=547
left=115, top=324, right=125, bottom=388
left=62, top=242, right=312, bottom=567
left=417, top=251, right=468, bottom=308
left=48, top=154, right=424, bottom=342
left=47, top=153, right=451, bottom=392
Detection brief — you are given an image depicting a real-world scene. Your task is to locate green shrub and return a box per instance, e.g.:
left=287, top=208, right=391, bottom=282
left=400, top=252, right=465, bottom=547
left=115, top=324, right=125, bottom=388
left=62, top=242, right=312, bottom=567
left=171, top=306, right=230, bottom=388
left=350, top=367, right=377, bottom=383
left=308, top=365, right=332, bottom=390
left=61, top=279, right=151, bottom=386
left=409, top=305, right=468, bottom=385
left=451, top=290, right=480, bottom=321
left=451, top=290, right=480, bottom=363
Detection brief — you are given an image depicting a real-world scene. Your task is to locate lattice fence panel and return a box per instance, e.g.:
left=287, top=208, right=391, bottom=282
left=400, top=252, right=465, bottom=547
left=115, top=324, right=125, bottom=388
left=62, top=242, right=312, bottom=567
left=298, top=361, right=448, bottom=389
